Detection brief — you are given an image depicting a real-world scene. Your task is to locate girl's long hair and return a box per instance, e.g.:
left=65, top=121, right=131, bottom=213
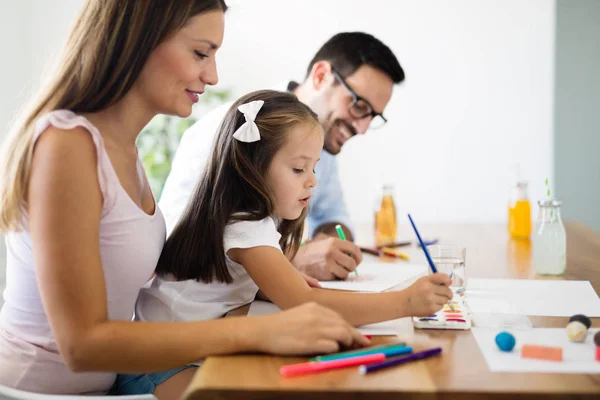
left=156, top=90, right=319, bottom=283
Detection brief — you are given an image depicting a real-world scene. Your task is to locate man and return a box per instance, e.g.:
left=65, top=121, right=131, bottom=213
left=160, top=32, right=405, bottom=280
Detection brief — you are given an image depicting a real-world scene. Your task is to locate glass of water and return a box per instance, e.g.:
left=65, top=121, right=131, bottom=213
left=428, top=245, right=466, bottom=294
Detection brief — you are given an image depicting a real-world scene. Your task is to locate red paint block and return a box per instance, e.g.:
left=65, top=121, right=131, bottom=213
left=596, top=347, right=600, bottom=362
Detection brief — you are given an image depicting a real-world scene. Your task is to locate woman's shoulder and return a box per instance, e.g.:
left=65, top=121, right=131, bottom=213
left=35, top=110, right=100, bottom=138
left=33, top=121, right=98, bottom=171
left=34, top=110, right=104, bottom=156
left=32, top=110, right=116, bottom=211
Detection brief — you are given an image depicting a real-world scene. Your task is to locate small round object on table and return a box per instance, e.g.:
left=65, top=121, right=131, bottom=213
left=566, top=321, right=588, bottom=342
left=495, top=331, right=516, bottom=352
left=569, top=314, right=592, bottom=329
left=594, top=331, right=600, bottom=347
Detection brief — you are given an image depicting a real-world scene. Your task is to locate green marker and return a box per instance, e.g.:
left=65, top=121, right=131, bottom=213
left=312, top=343, right=412, bottom=362
left=335, top=224, right=358, bottom=276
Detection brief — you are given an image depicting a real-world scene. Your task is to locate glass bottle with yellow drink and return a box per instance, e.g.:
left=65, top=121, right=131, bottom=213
left=375, top=184, right=397, bottom=246
left=508, top=181, right=531, bottom=239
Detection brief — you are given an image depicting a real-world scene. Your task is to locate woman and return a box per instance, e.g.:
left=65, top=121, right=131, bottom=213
left=0, top=1, right=367, bottom=398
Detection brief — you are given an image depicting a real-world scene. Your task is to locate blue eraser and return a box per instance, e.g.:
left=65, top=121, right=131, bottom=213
left=495, top=331, right=516, bottom=352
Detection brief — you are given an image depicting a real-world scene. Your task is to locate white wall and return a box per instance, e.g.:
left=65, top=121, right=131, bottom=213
left=219, top=0, right=555, bottom=224
left=0, top=1, right=32, bottom=140
left=0, top=0, right=83, bottom=140
left=0, top=0, right=555, bottom=226
left=27, top=0, right=84, bottom=82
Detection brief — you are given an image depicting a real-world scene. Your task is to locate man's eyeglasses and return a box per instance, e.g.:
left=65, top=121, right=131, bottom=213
left=331, top=67, right=387, bottom=130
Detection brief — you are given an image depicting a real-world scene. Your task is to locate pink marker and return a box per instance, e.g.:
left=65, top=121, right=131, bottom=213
left=280, top=353, right=385, bottom=377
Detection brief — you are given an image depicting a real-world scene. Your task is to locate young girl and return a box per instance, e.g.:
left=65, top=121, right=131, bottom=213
left=136, top=89, right=453, bottom=329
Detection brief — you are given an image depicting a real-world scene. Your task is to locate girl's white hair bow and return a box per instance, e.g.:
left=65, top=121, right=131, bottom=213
left=232, top=100, right=264, bottom=143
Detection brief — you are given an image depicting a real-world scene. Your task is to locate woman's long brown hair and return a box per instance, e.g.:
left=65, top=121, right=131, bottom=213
left=156, top=90, right=320, bottom=283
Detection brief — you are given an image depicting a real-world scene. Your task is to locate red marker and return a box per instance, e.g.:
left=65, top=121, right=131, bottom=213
left=280, top=353, right=385, bottom=377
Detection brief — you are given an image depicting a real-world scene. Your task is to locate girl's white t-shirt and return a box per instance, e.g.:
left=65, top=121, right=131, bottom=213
left=135, top=216, right=281, bottom=322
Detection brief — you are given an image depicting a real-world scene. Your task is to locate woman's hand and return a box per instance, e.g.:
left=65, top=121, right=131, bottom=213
left=255, top=302, right=370, bottom=355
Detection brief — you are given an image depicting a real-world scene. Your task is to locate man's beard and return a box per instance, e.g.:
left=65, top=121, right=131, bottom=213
left=323, top=119, right=357, bottom=155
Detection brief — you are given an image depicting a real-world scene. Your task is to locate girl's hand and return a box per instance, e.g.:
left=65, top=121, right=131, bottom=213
left=406, top=273, right=453, bottom=317
left=255, top=302, right=370, bottom=355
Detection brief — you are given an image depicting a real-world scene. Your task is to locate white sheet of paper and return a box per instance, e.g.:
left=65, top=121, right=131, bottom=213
left=472, top=328, right=600, bottom=373
left=247, top=300, right=399, bottom=336
left=318, top=262, right=428, bottom=293
left=465, top=279, right=600, bottom=317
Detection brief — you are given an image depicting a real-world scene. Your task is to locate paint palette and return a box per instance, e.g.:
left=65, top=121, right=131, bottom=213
left=412, top=297, right=472, bottom=330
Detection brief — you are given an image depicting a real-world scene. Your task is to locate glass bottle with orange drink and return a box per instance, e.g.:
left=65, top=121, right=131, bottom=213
left=508, top=181, right=531, bottom=239
left=375, top=184, right=397, bottom=246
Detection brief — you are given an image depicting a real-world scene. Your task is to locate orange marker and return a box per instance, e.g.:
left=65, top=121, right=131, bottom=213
left=381, top=248, right=410, bottom=261
left=521, top=344, right=562, bottom=362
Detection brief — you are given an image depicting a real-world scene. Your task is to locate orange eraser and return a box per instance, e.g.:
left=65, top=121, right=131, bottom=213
left=596, top=347, right=600, bottom=362
left=521, top=344, right=563, bottom=362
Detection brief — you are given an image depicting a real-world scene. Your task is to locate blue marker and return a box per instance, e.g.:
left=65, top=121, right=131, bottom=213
left=418, top=238, right=439, bottom=248
left=407, top=214, right=438, bottom=273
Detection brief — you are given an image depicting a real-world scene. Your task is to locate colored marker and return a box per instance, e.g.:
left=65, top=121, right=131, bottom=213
left=335, top=224, right=358, bottom=276
left=377, top=241, right=411, bottom=249
left=407, top=214, right=438, bottom=273
left=359, top=347, right=442, bottom=374
left=417, top=238, right=439, bottom=248
left=313, top=343, right=412, bottom=362
left=359, top=246, right=382, bottom=256
left=280, top=353, right=385, bottom=377
left=360, top=247, right=411, bottom=260
left=311, top=342, right=406, bottom=361
left=381, top=248, right=411, bottom=261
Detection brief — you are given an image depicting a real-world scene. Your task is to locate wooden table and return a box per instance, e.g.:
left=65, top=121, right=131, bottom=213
left=184, top=222, right=600, bottom=399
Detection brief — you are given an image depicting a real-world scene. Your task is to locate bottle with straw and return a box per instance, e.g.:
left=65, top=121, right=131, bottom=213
left=532, top=178, right=567, bottom=275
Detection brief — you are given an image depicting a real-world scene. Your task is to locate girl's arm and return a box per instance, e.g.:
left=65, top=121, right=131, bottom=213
left=229, top=245, right=453, bottom=327
left=28, top=127, right=367, bottom=373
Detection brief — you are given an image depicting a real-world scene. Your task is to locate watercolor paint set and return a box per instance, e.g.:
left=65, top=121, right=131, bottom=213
left=413, top=297, right=472, bottom=330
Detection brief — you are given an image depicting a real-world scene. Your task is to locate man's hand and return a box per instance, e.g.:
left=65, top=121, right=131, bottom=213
left=292, top=236, right=363, bottom=280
